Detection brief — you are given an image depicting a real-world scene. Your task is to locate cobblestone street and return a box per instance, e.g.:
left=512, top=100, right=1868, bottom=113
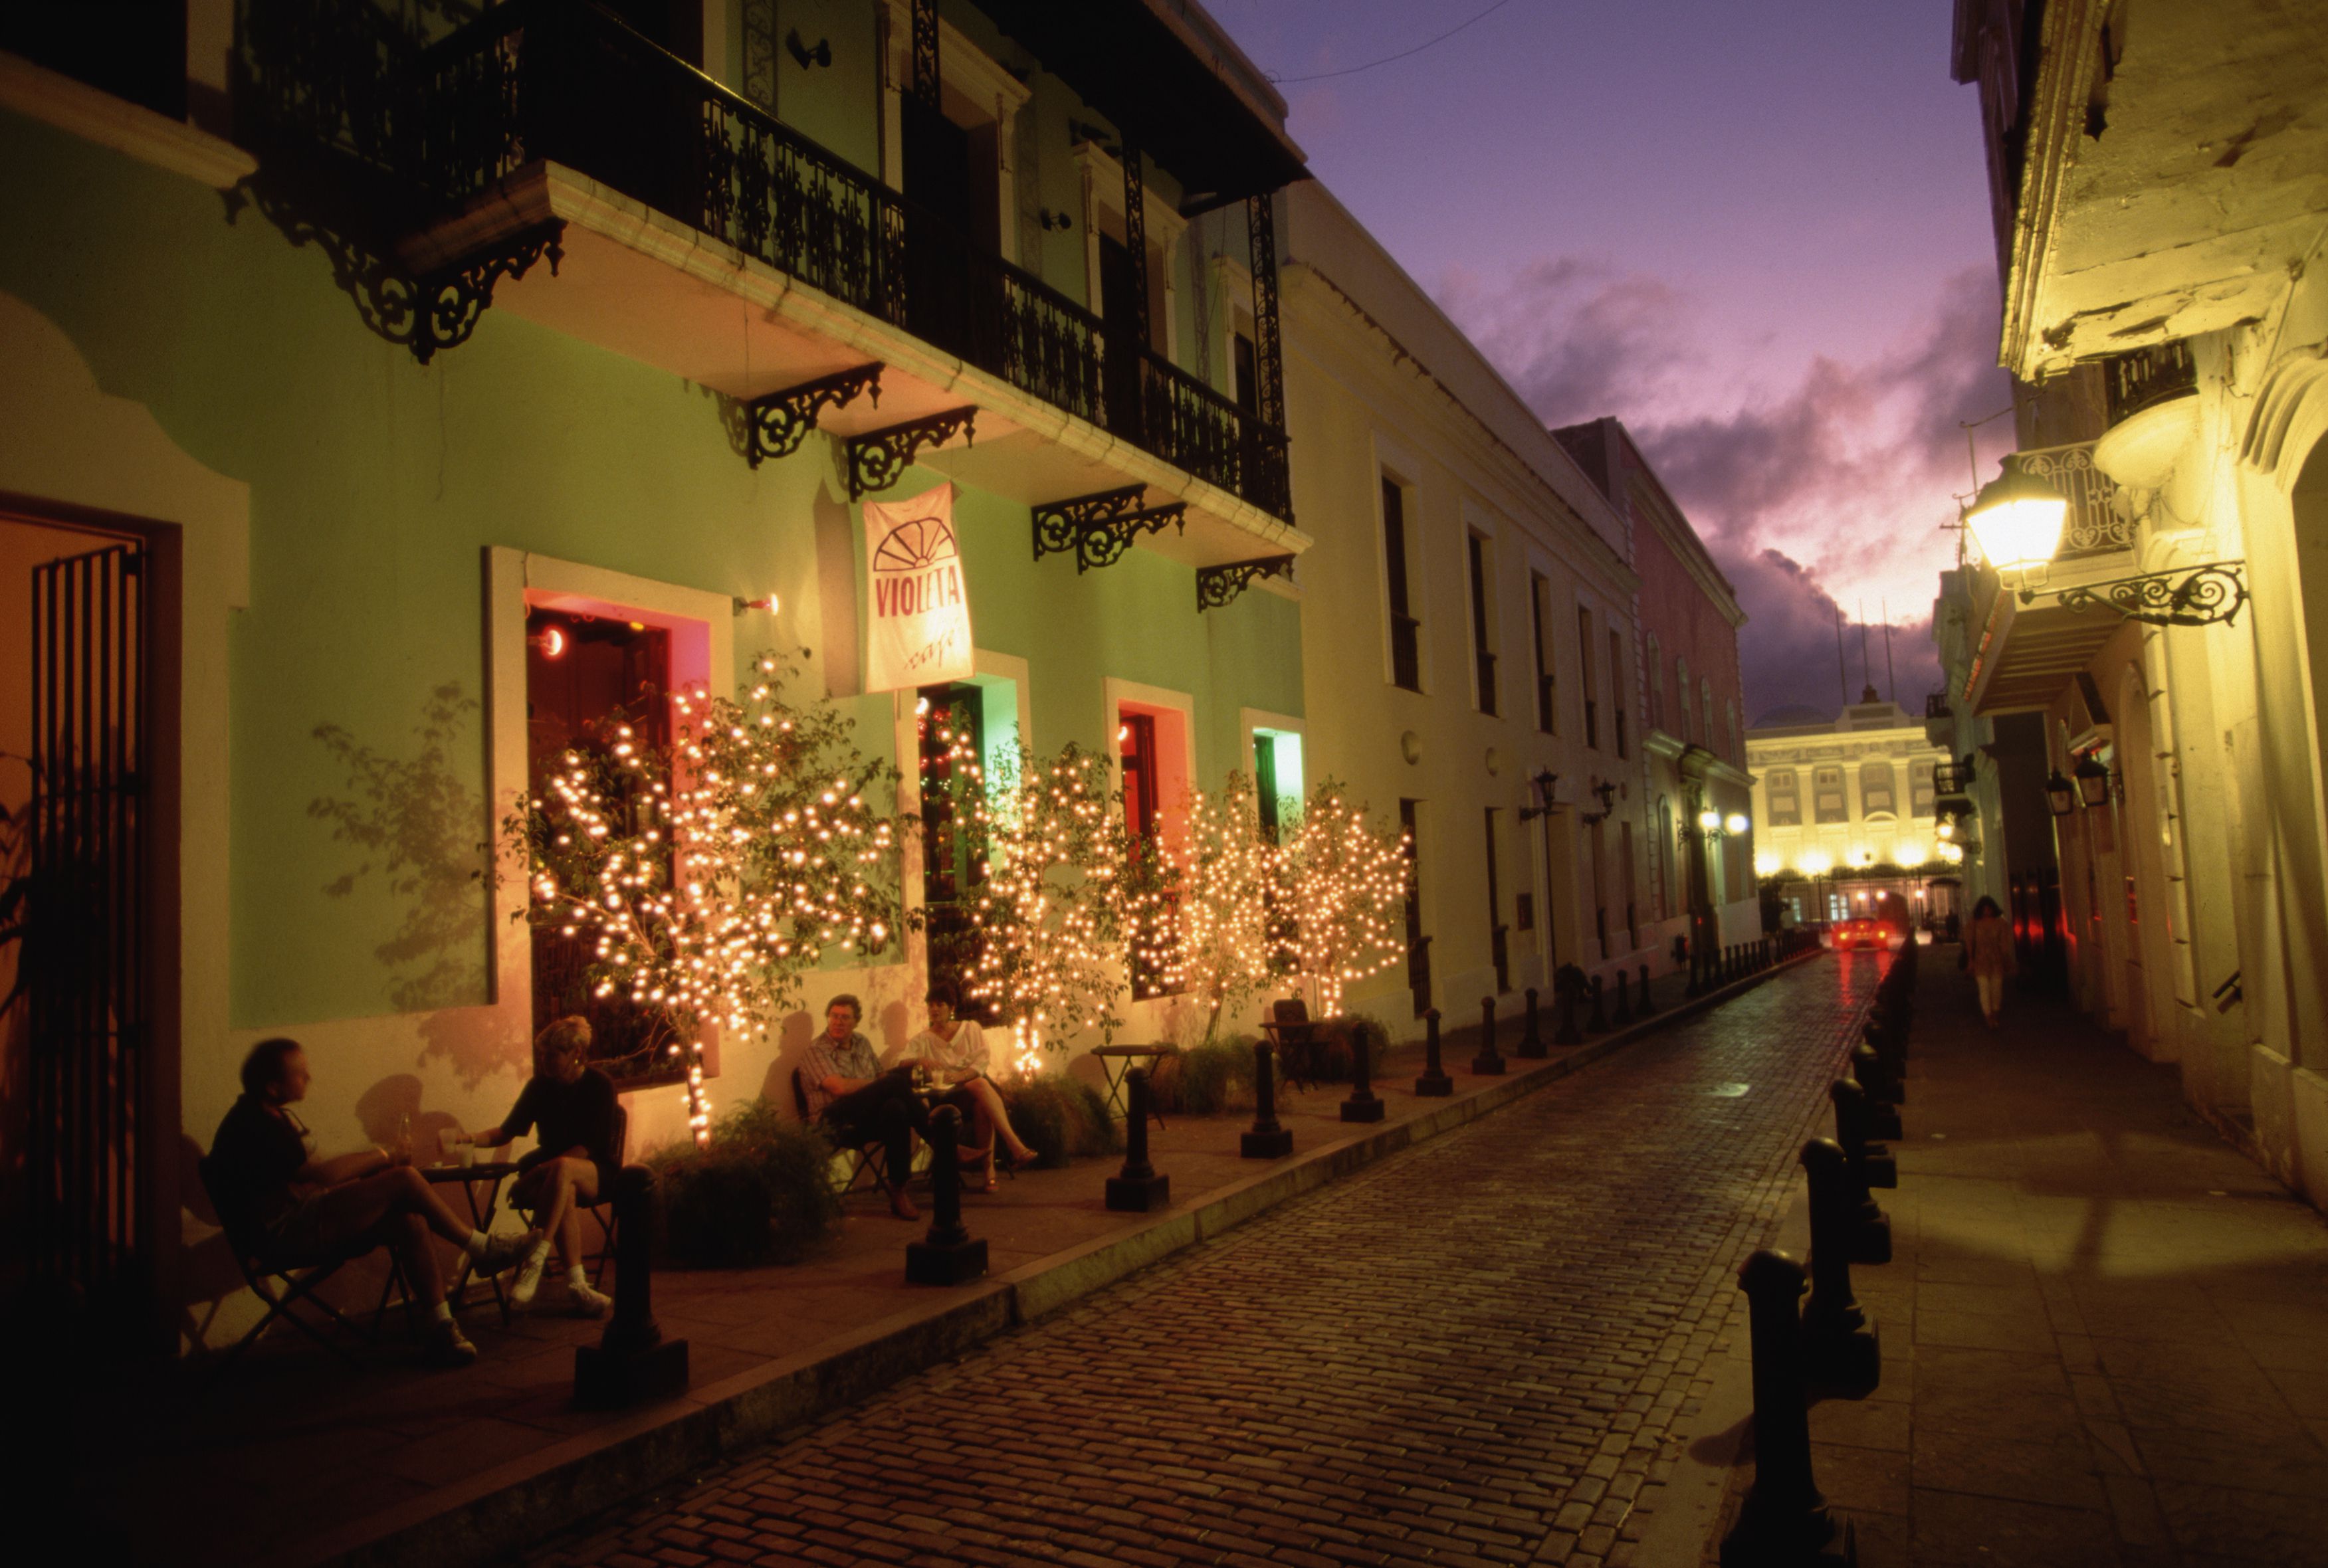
left=530, top=954, right=1883, bottom=1568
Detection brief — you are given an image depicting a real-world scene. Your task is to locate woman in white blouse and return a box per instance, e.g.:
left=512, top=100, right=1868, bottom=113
left=887, top=980, right=1037, bottom=1189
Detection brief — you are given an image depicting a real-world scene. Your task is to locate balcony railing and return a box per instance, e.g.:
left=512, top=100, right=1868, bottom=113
left=2103, top=340, right=2198, bottom=427
left=242, top=0, right=1293, bottom=521
left=2014, top=441, right=2132, bottom=560
left=1924, top=692, right=1951, bottom=720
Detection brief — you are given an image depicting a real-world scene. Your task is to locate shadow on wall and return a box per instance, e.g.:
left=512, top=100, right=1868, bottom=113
left=758, top=1008, right=819, bottom=1124
left=308, top=684, right=516, bottom=1086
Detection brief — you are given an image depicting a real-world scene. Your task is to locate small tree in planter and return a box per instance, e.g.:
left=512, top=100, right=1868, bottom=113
left=1272, top=781, right=1412, bottom=1018
left=506, top=652, right=906, bottom=1145
left=1170, top=770, right=1281, bottom=1044
left=930, top=736, right=1169, bottom=1074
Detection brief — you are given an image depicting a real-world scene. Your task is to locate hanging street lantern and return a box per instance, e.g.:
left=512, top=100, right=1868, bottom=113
left=2045, top=769, right=2078, bottom=817
left=1962, top=454, right=2246, bottom=625
left=2073, top=751, right=2113, bottom=809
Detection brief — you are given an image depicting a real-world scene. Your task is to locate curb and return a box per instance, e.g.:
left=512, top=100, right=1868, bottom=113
left=302, top=949, right=1824, bottom=1568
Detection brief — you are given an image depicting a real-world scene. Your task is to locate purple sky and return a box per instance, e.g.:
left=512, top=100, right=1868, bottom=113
left=1206, top=0, right=2016, bottom=722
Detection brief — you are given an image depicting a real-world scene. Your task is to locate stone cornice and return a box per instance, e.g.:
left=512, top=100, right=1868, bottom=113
left=0, top=50, right=255, bottom=189
left=1998, top=0, right=2103, bottom=379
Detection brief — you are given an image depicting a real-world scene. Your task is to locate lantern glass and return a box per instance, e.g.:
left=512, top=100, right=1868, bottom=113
left=2045, top=770, right=2077, bottom=817
left=1725, top=813, right=1748, bottom=834
left=1698, top=809, right=1721, bottom=832
left=2073, top=755, right=2111, bottom=807
left=1965, top=458, right=2069, bottom=574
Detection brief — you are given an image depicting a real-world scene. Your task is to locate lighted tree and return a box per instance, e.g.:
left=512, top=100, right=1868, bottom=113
left=507, top=652, right=904, bottom=1143
left=928, top=732, right=1168, bottom=1074
left=1170, top=770, right=1281, bottom=1041
left=1272, top=780, right=1412, bottom=1017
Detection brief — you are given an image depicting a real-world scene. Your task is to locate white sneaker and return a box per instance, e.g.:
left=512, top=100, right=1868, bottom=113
left=566, top=1282, right=612, bottom=1319
left=473, top=1230, right=535, bottom=1277
left=424, top=1322, right=478, bottom=1368
left=508, top=1243, right=551, bottom=1309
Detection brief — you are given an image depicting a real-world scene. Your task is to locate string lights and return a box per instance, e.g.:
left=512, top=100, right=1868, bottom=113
left=509, top=652, right=903, bottom=1145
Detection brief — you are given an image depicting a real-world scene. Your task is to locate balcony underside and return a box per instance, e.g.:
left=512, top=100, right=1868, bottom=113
left=1961, top=588, right=2124, bottom=716
left=402, top=161, right=1310, bottom=573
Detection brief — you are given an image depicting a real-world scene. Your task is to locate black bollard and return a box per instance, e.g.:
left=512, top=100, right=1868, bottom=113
left=1686, top=936, right=1705, bottom=997
left=1414, top=1007, right=1453, bottom=1096
left=1826, top=1080, right=1893, bottom=1264
left=1833, top=1068, right=1899, bottom=1189
left=1518, top=987, right=1546, bottom=1058
left=1800, top=1139, right=1881, bottom=1396
left=1586, top=974, right=1608, bottom=1032
left=1472, top=995, right=1507, bottom=1075
left=1106, top=1068, right=1172, bottom=1211
left=1718, top=1250, right=1848, bottom=1567
left=1612, top=969, right=1633, bottom=1027
left=1636, top=962, right=1655, bottom=1017
left=1554, top=968, right=1584, bottom=1046
left=906, top=1106, right=990, bottom=1284
left=1241, top=1041, right=1294, bottom=1157
left=1340, top=1024, right=1386, bottom=1123
left=575, top=1165, right=690, bottom=1408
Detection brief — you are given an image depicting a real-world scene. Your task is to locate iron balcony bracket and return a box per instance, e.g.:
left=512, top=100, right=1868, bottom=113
left=846, top=407, right=976, bottom=498
left=2040, top=561, right=2247, bottom=627
left=1031, top=486, right=1187, bottom=572
left=411, top=223, right=566, bottom=365
left=1195, top=553, right=1295, bottom=612
left=743, top=364, right=882, bottom=467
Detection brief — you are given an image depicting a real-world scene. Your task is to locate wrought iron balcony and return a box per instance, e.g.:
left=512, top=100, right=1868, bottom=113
left=2103, top=340, right=2198, bottom=427
left=1924, top=692, right=1951, bottom=720
left=2012, top=441, right=2133, bottom=560
left=240, top=0, right=1292, bottom=521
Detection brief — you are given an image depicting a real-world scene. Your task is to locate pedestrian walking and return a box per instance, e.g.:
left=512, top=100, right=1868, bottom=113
left=1964, top=896, right=2015, bottom=1029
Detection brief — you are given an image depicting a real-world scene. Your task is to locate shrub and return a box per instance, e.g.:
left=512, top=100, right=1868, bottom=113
left=649, top=1099, right=841, bottom=1267
left=1152, top=1036, right=1256, bottom=1116
left=998, top=1076, right=1121, bottom=1168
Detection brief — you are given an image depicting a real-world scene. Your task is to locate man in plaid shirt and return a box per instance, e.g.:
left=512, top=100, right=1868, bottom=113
left=803, top=993, right=927, bottom=1219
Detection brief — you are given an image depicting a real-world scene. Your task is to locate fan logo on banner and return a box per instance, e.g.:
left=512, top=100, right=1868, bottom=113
left=863, top=482, right=974, bottom=692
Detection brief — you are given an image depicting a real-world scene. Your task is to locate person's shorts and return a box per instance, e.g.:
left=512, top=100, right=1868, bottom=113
left=259, top=1189, right=394, bottom=1263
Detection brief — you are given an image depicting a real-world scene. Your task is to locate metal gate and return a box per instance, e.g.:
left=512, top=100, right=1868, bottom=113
left=25, top=542, right=149, bottom=1315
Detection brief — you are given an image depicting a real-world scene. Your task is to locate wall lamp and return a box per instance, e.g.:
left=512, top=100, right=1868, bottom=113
left=1962, top=454, right=2246, bottom=626
left=1518, top=769, right=1561, bottom=823
left=2045, top=769, right=2077, bottom=817
left=785, top=29, right=831, bottom=68
left=2072, top=751, right=2116, bottom=808
left=1581, top=778, right=1618, bottom=825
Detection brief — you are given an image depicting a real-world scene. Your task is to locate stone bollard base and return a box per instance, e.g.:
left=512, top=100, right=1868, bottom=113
left=1340, top=1094, right=1386, bottom=1124
left=1868, top=1103, right=1904, bottom=1142
left=575, top=1337, right=689, bottom=1410
left=1804, top=1314, right=1883, bottom=1399
left=1470, top=1051, right=1507, bottom=1076
left=1865, top=1147, right=1898, bottom=1189
left=1105, top=1172, right=1172, bottom=1212
left=905, top=1234, right=990, bottom=1286
left=1850, top=1214, right=1893, bottom=1266
left=1412, top=1072, right=1453, bottom=1097
left=1240, top=1127, right=1294, bottom=1159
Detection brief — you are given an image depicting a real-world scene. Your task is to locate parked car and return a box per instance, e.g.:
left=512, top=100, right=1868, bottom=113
left=1830, top=917, right=1894, bottom=950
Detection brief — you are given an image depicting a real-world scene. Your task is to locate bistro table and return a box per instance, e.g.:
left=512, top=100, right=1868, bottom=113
left=1089, top=1042, right=1180, bottom=1127
left=423, top=1159, right=522, bottom=1322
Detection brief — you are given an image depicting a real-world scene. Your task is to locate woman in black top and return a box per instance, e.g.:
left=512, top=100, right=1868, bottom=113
left=470, top=1017, right=621, bottom=1316
left=206, top=1038, right=541, bottom=1366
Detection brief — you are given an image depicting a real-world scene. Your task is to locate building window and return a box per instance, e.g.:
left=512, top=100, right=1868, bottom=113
left=1531, top=573, right=1556, bottom=734
left=1701, top=678, right=1715, bottom=755
left=1610, top=628, right=1628, bottom=759
left=1725, top=699, right=1739, bottom=762
left=1814, top=765, right=1848, bottom=825
left=1767, top=769, right=1801, bottom=827
left=1400, top=799, right=1429, bottom=1017
left=1860, top=761, right=1897, bottom=819
left=1675, top=658, right=1691, bottom=744
left=1232, top=329, right=1258, bottom=418
left=1645, top=634, right=1662, bottom=729
left=1468, top=532, right=1498, bottom=716
left=1578, top=606, right=1599, bottom=748
left=1118, top=700, right=1188, bottom=998
left=1382, top=476, right=1420, bottom=691
left=1911, top=760, right=1936, bottom=817
left=526, top=607, right=677, bottom=1086
left=1483, top=807, right=1508, bottom=993
left=1620, top=819, right=1638, bottom=948
left=1252, top=728, right=1304, bottom=843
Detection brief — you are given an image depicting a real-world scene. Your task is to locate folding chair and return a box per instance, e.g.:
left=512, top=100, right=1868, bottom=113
left=794, top=1067, right=889, bottom=1197
left=197, top=1155, right=401, bottom=1373
left=1262, top=999, right=1323, bottom=1092
left=514, top=1103, right=626, bottom=1288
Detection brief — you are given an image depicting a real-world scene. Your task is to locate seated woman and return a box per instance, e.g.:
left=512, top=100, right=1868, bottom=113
left=207, top=1037, right=540, bottom=1367
left=467, top=1017, right=620, bottom=1318
left=887, top=981, right=1037, bottom=1191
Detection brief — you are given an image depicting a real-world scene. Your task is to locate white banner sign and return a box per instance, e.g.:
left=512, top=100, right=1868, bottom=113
left=863, top=482, right=974, bottom=693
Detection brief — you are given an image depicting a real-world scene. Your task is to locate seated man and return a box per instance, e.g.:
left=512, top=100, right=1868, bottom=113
left=887, top=979, right=1037, bottom=1191
left=802, top=993, right=925, bottom=1221
left=466, top=1016, right=618, bottom=1318
left=207, top=1037, right=539, bottom=1367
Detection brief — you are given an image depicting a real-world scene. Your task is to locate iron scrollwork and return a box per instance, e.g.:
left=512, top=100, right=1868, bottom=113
left=742, top=363, right=883, bottom=466
left=1195, top=554, right=1295, bottom=612
left=2053, top=562, right=2246, bottom=627
left=846, top=407, right=976, bottom=498
left=1031, top=486, right=1186, bottom=572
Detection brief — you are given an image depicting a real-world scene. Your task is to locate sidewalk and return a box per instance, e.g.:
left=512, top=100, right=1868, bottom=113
left=1721, top=955, right=2328, bottom=1566
left=71, top=956, right=1783, bottom=1568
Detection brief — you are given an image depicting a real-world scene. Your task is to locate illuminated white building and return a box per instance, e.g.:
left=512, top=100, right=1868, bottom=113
left=1745, top=692, right=1955, bottom=925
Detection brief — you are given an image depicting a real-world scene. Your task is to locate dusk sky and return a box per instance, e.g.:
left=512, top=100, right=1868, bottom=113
left=1206, top=0, right=2016, bottom=722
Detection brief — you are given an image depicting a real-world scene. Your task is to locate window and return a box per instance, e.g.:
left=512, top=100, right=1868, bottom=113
left=1484, top=808, right=1508, bottom=992
left=1117, top=700, right=1189, bottom=998
left=1531, top=573, right=1556, bottom=734
left=1400, top=799, right=1429, bottom=1017
left=1621, top=820, right=1638, bottom=949
left=1382, top=477, right=1421, bottom=690
left=1645, top=634, right=1662, bottom=729
left=1468, top=533, right=1498, bottom=716
left=1767, top=769, right=1802, bottom=827
left=1578, top=606, right=1599, bottom=747
left=1610, top=629, right=1628, bottom=759
left=1859, top=761, right=1897, bottom=819
left=1657, top=797, right=1676, bottom=914
left=1232, top=329, right=1259, bottom=418
left=1675, top=658, right=1691, bottom=744
left=1589, top=817, right=1609, bottom=958
left=1701, top=679, right=1715, bottom=755
left=1252, top=728, right=1303, bottom=842
left=1814, top=766, right=1848, bottom=825
left=1725, top=699, right=1739, bottom=762
left=1911, top=761, right=1937, bottom=817
left=527, top=607, right=676, bottom=1085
